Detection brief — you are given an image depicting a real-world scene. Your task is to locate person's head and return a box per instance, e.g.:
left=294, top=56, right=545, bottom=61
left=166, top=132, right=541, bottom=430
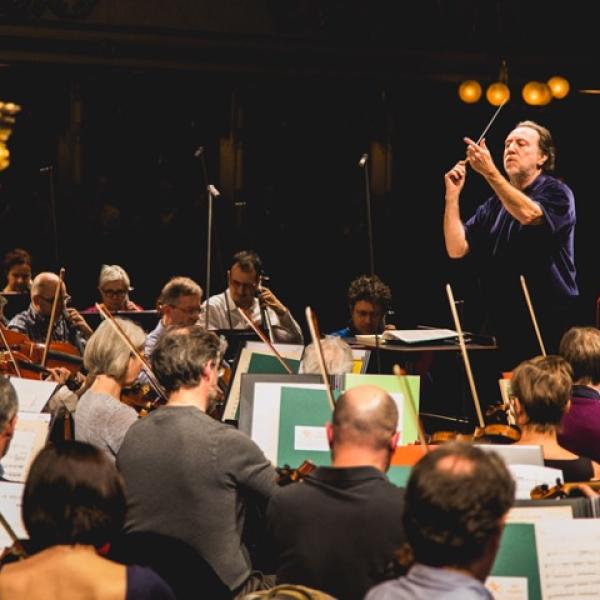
left=22, top=441, right=126, bottom=550
left=0, top=377, right=18, bottom=459
left=151, top=325, right=223, bottom=410
left=403, top=442, right=514, bottom=579
left=227, top=250, right=262, bottom=309
left=3, top=248, right=32, bottom=293
left=327, top=385, right=399, bottom=471
left=83, top=318, right=146, bottom=386
left=157, top=276, right=203, bottom=327
left=30, top=272, right=70, bottom=317
left=346, top=275, right=392, bottom=335
left=301, top=337, right=354, bottom=375
left=510, top=355, right=572, bottom=432
left=503, top=120, right=555, bottom=185
left=98, top=264, right=133, bottom=312
left=559, top=326, right=600, bottom=386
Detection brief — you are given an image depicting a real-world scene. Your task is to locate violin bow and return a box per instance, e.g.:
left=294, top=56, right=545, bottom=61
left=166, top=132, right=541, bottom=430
left=305, top=306, right=336, bottom=412
left=237, top=306, right=293, bottom=374
left=519, top=274, right=547, bottom=357
left=446, top=284, right=486, bottom=430
left=392, top=364, right=428, bottom=450
left=41, top=267, right=65, bottom=368
left=0, top=510, right=27, bottom=559
left=95, top=303, right=167, bottom=402
left=0, top=325, right=22, bottom=378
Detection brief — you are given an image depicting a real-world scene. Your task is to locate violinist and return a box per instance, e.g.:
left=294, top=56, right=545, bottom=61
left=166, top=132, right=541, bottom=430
left=0, top=295, right=6, bottom=327
left=366, top=442, right=515, bottom=600
left=2, top=247, right=32, bottom=293
left=300, top=336, right=354, bottom=375
left=7, top=272, right=92, bottom=350
left=267, top=385, right=406, bottom=600
left=144, top=276, right=202, bottom=360
left=558, top=327, right=600, bottom=463
left=329, top=274, right=395, bottom=337
left=74, top=318, right=146, bottom=461
left=512, top=355, right=600, bottom=482
left=117, top=326, right=277, bottom=599
left=0, top=377, right=17, bottom=480
left=201, top=250, right=303, bottom=344
left=83, top=264, right=143, bottom=313
left=0, top=441, right=175, bottom=599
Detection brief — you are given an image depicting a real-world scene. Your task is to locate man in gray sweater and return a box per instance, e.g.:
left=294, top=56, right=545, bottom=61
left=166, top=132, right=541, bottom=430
left=116, top=325, right=277, bottom=599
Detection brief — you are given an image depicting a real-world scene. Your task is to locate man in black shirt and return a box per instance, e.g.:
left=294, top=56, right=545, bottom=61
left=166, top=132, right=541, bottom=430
left=266, top=385, right=406, bottom=600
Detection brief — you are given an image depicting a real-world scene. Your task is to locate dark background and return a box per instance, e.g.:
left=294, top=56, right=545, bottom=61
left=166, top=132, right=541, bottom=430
left=1, top=0, right=599, bottom=341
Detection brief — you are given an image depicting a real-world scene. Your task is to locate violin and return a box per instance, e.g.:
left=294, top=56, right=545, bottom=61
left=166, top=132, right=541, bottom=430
left=276, top=460, right=317, bottom=486
left=120, top=383, right=160, bottom=417
left=530, top=479, right=600, bottom=500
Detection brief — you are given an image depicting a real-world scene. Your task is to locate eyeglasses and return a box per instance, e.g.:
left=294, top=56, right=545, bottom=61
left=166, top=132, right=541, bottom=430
left=169, top=304, right=202, bottom=316
left=102, top=288, right=128, bottom=297
left=39, top=294, right=71, bottom=305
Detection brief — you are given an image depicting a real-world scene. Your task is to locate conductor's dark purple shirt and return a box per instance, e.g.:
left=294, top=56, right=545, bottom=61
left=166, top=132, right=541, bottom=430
left=464, top=173, right=578, bottom=301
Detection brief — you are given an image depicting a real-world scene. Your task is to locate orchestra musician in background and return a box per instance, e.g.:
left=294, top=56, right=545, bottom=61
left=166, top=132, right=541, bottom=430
left=0, top=377, right=18, bottom=480
left=201, top=250, right=303, bottom=344
left=444, top=121, right=577, bottom=371
left=84, top=264, right=143, bottom=313
left=2, top=248, right=32, bottom=294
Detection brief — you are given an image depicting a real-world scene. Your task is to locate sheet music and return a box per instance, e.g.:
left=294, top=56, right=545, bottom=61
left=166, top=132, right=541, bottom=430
left=0, top=482, right=26, bottom=550
left=1, top=412, right=51, bottom=482
left=485, top=576, right=528, bottom=600
left=507, top=505, right=573, bottom=524
left=9, top=376, right=57, bottom=413
left=536, top=519, right=600, bottom=598
left=508, top=464, right=563, bottom=500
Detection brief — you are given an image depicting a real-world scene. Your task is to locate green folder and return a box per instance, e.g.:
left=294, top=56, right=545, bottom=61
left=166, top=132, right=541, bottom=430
left=247, top=353, right=300, bottom=375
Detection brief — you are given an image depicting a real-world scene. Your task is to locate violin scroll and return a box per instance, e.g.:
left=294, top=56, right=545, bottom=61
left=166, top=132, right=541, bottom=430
left=276, top=460, right=317, bottom=486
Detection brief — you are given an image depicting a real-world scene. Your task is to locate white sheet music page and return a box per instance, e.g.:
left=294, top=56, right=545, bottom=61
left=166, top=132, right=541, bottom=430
left=0, top=481, right=26, bottom=550
left=9, top=376, right=57, bottom=413
left=1, top=412, right=51, bottom=483
left=508, top=464, right=563, bottom=500
left=535, top=519, right=600, bottom=598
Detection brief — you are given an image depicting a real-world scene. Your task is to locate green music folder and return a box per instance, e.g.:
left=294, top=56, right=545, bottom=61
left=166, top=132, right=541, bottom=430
left=247, top=353, right=300, bottom=375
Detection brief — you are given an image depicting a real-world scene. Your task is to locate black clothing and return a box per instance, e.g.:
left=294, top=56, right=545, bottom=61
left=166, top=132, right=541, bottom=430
left=267, top=465, right=406, bottom=600
left=544, top=456, right=594, bottom=483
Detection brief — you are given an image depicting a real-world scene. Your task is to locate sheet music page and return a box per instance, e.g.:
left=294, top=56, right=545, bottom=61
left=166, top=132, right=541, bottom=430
left=245, top=342, right=304, bottom=359
left=536, top=519, right=600, bottom=598
left=508, top=464, right=564, bottom=500
left=1, top=412, right=51, bottom=483
left=485, top=576, right=528, bottom=600
left=0, top=482, right=26, bottom=550
left=507, top=505, right=573, bottom=524
left=9, top=376, right=57, bottom=413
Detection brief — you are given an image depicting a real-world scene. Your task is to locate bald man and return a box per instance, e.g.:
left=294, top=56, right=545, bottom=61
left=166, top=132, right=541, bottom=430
left=8, top=272, right=92, bottom=351
left=266, top=385, right=406, bottom=600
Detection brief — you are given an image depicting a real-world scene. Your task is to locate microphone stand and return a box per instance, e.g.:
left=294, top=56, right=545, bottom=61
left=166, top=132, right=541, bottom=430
left=40, top=165, right=59, bottom=269
left=195, top=147, right=221, bottom=330
left=359, top=153, right=381, bottom=373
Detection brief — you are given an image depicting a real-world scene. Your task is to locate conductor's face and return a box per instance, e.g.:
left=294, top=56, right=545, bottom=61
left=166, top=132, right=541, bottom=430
left=503, top=126, right=546, bottom=182
left=351, top=300, right=384, bottom=335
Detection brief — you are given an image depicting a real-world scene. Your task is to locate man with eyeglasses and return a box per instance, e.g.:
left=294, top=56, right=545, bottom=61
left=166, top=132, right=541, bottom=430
left=144, top=276, right=203, bottom=360
left=7, top=271, right=92, bottom=350
left=201, top=250, right=303, bottom=344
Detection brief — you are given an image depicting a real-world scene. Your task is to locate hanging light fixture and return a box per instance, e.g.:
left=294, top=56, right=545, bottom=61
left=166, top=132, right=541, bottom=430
left=458, top=80, right=482, bottom=104
left=0, top=101, right=21, bottom=171
left=486, top=59, right=510, bottom=106
left=522, top=81, right=552, bottom=106
left=547, top=76, right=570, bottom=99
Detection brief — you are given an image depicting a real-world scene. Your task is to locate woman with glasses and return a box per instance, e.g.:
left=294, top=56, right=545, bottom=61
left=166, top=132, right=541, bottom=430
left=75, top=317, right=146, bottom=460
left=84, top=265, right=143, bottom=313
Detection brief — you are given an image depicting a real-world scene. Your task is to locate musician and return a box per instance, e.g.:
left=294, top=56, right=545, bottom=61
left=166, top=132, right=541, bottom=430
left=117, top=326, right=277, bottom=599
left=84, top=264, right=143, bottom=313
left=267, top=385, right=406, bottom=600
left=444, top=120, right=577, bottom=369
left=7, top=272, right=93, bottom=350
left=201, top=250, right=303, bottom=344
left=300, top=336, right=354, bottom=374
left=144, top=276, right=202, bottom=360
left=2, top=247, right=32, bottom=293
left=512, top=355, right=600, bottom=482
left=0, top=377, right=18, bottom=479
left=74, top=318, right=145, bottom=461
left=0, top=294, right=7, bottom=326
left=0, top=441, right=175, bottom=599
left=330, top=274, right=395, bottom=337
left=366, top=442, right=514, bottom=600
left=558, top=327, right=600, bottom=462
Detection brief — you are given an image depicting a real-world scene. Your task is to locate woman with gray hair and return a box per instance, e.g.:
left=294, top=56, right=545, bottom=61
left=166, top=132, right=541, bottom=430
left=74, top=318, right=146, bottom=460
left=84, top=264, right=143, bottom=313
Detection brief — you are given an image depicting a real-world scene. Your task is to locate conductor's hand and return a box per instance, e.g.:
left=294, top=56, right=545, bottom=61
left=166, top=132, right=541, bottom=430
left=258, top=287, right=287, bottom=317
left=464, top=137, right=496, bottom=178
left=444, top=161, right=467, bottom=198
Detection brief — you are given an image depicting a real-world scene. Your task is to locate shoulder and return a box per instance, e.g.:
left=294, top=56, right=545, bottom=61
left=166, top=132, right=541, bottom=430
left=329, top=327, right=351, bottom=337
left=126, top=564, right=176, bottom=599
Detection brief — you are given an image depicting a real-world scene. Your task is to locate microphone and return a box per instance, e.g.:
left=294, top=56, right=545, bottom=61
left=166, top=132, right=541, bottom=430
left=207, top=184, right=221, bottom=197
left=40, top=165, right=53, bottom=173
left=358, top=153, right=368, bottom=168
left=194, top=146, right=204, bottom=158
